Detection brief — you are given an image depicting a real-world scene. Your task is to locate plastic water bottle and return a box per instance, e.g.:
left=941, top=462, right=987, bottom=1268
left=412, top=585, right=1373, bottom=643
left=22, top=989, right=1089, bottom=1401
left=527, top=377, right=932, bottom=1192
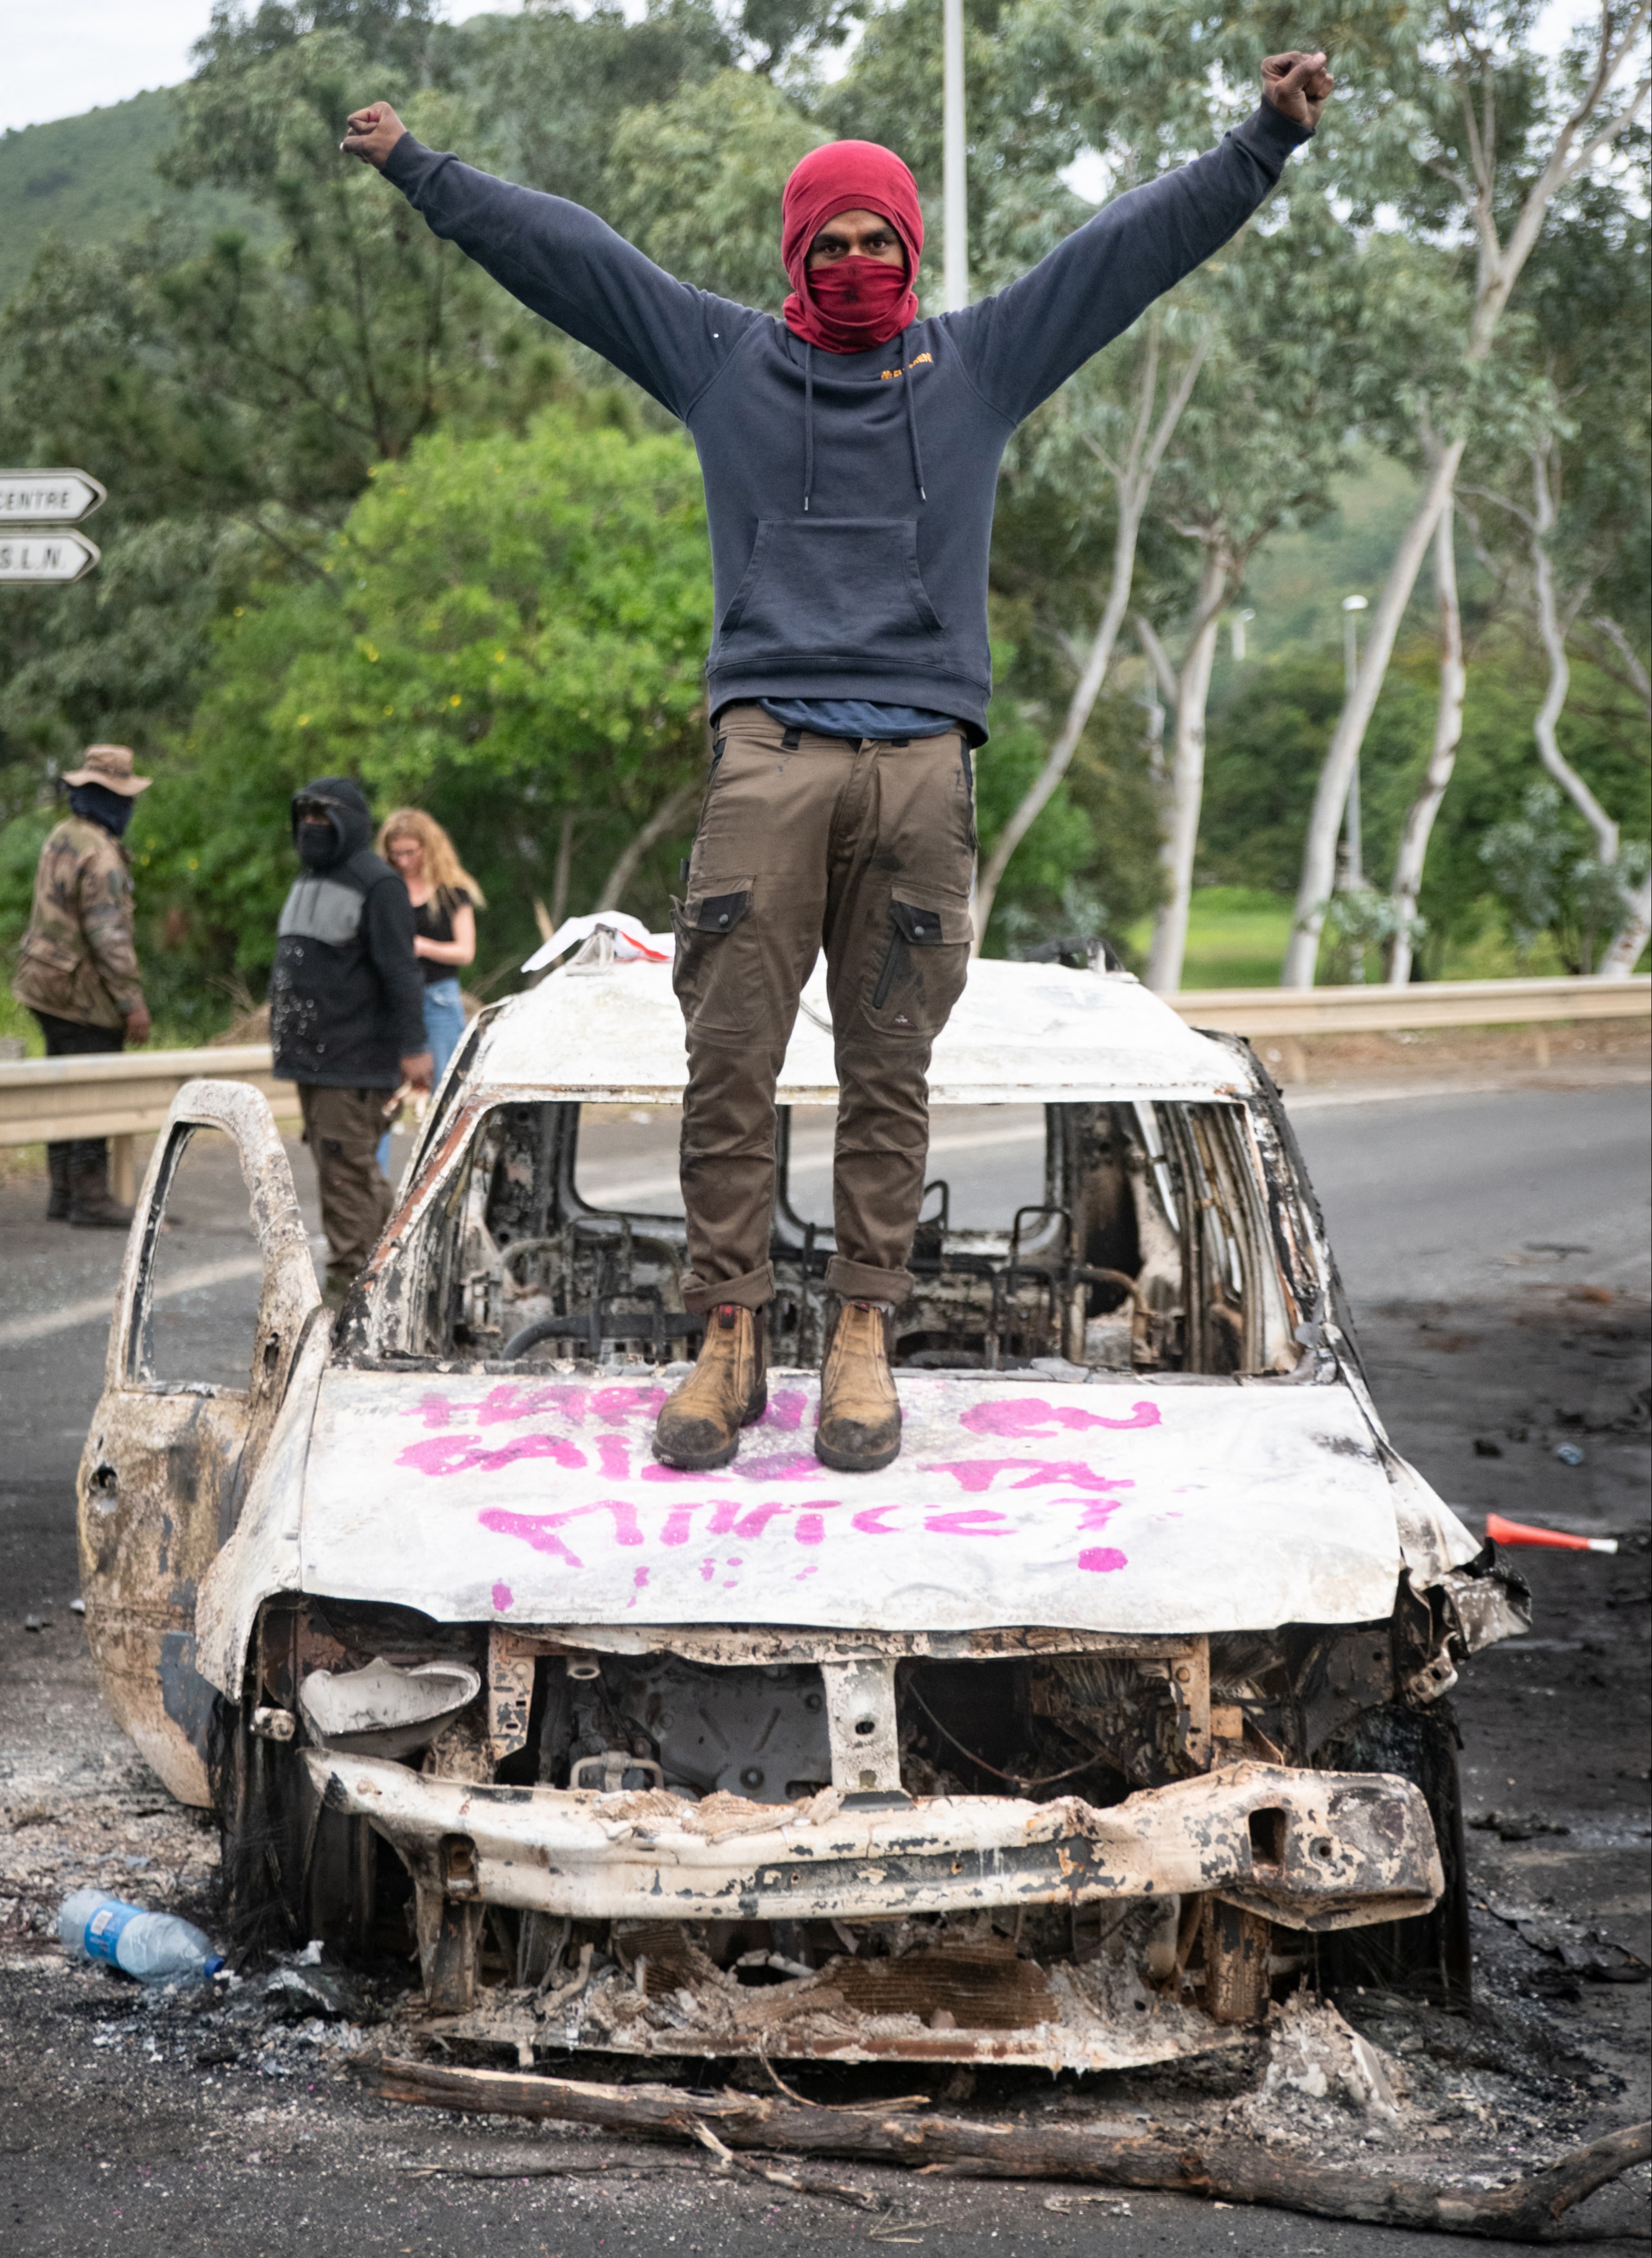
left=59, top=1890, right=224, bottom=1985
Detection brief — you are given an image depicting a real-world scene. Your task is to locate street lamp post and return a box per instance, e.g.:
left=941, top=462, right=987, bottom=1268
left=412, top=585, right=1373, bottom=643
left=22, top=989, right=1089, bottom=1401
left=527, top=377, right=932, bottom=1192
left=1340, top=595, right=1368, bottom=889
left=942, top=0, right=968, bottom=313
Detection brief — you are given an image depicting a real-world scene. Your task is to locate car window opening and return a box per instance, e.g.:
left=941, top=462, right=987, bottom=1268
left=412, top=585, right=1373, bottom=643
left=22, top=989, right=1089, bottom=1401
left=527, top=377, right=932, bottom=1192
left=380, top=1096, right=1298, bottom=1376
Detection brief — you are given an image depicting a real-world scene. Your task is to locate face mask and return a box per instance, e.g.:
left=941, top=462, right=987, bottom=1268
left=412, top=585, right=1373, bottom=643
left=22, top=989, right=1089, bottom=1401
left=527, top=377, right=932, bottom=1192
left=68, top=782, right=135, bottom=839
left=296, top=819, right=337, bottom=869
left=794, top=256, right=913, bottom=353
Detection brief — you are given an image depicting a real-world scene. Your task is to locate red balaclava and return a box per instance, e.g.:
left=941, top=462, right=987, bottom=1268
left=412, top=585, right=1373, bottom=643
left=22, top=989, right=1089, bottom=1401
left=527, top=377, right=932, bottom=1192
left=781, top=140, right=924, bottom=354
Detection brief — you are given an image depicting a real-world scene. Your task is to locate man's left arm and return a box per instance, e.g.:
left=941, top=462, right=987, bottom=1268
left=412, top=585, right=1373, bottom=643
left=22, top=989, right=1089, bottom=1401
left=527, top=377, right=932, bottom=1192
left=953, top=55, right=1330, bottom=427
left=365, top=877, right=435, bottom=1090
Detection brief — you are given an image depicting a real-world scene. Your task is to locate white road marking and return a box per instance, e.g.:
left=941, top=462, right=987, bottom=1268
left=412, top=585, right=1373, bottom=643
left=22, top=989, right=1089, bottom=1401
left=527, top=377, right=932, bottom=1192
left=0, top=1254, right=266, bottom=1349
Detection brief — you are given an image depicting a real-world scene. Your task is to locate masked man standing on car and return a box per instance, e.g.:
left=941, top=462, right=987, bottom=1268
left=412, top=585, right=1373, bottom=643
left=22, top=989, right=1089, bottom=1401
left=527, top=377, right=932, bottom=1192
left=343, top=51, right=1332, bottom=1470
left=270, top=779, right=432, bottom=1306
left=12, top=744, right=153, bottom=1227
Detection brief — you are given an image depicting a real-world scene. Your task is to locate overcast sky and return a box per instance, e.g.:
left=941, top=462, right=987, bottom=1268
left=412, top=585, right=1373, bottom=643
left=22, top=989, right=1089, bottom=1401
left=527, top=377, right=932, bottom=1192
left=3, top=0, right=1592, bottom=138
left=1, top=1, right=528, bottom=135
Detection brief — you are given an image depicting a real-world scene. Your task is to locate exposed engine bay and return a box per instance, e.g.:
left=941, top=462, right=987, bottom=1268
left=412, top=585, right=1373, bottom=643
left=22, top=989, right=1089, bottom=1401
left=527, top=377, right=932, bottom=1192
left=223, top=1566, right=1526, bottom=2062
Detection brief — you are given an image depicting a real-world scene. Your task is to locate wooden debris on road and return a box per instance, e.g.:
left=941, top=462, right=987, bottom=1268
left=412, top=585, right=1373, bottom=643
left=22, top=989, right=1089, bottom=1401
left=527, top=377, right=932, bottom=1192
left=369, top=2055, right=1650, bottom=2239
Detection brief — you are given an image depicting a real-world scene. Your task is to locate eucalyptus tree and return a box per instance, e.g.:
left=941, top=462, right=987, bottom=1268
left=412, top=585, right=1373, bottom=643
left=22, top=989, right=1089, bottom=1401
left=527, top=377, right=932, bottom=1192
left=1446, top=187, right=1651, bottom=972
left=1133, top=198, right=1367, bottom=992
left=1281, top=0, right=1650, bottom=984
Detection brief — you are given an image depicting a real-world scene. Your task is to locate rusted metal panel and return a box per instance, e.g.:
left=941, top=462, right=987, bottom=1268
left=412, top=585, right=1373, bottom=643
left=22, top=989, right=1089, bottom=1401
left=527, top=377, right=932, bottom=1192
left=476, top=957, right=1249, bottom=1107
left=309, top=1753, right=1441, bottom=1932
left=77, top=1387, right=253, bottom=1806
left=83, top=1080, right=322, bottom=1768
left=296, top=1365, right=1409, bottom=1634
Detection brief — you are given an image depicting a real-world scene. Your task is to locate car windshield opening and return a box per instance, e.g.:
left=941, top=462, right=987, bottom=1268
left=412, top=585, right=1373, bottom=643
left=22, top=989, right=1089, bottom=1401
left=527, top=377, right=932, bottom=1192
left=383, top=1096, right=1297, bottom=1376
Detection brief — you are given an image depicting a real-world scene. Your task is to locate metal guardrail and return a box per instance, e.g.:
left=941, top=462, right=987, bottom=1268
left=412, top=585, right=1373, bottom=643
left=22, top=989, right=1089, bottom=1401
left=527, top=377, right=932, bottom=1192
left=1170, top=973, right=1650, bottom=1035
left=2, top=977, right=1646, bottom=1193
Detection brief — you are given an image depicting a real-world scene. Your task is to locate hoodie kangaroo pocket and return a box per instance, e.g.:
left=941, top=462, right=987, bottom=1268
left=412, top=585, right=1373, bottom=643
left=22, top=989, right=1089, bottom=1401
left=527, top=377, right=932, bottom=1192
left=717, top=519, right=944, bottom=668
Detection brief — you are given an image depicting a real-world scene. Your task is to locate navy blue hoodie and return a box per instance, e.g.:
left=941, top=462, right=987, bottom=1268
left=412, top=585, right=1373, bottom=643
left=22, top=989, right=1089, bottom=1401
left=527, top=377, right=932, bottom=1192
left=384, top=103, right=1309, bottom=742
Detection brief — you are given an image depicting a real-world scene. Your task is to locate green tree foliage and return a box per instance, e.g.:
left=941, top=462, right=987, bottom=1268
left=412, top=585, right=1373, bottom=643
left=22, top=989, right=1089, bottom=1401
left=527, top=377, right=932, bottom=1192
left=1481, top=781, right=1652, bottom=972
left=0, top=89, right=269, bottom=307
left=132, top=403, right=715, bottom=991
left=0, top=13, right=563, bottom=781
left=607, top=70, right=826, bottom=309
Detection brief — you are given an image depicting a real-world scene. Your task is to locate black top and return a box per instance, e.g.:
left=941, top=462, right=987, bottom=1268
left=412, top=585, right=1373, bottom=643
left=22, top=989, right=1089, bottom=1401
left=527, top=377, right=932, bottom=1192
left=413, top=887, right=470, bottom=985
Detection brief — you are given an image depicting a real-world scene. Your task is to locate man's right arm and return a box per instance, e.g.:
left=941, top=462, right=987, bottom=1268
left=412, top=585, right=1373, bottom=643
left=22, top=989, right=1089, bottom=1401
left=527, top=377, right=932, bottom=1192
left=347, top=104, right=749, bottom=418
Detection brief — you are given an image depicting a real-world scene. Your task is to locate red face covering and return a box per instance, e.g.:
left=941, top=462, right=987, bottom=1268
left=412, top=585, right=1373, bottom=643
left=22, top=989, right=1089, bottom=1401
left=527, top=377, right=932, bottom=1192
left=781, top=139, right=923, bottom=354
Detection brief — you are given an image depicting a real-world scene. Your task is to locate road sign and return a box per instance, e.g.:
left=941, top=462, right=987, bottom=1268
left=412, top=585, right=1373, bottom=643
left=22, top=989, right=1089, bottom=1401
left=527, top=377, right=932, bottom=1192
left=0, top=531, right=101, bottom=584
left=0, top=469, right=106, bottom=525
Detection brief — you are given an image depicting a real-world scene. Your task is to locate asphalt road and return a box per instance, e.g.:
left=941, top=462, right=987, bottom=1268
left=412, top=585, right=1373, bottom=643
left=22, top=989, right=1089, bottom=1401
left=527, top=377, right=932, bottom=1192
left=1, top=1079, right=1647, bottom=2257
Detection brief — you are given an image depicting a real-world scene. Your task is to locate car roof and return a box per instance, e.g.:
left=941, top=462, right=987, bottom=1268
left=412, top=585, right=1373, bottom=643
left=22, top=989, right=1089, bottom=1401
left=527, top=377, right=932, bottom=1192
left=469, top=951, right=1254, bottom=1106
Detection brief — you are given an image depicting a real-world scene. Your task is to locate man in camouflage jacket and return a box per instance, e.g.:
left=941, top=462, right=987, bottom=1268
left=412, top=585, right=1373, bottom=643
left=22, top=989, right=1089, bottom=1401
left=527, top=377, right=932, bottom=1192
left=12, top=743, right=153, bottom=1226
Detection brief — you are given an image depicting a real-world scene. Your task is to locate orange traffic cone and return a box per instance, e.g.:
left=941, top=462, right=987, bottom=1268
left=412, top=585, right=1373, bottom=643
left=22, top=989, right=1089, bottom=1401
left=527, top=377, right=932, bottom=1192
left=1486, top=1511, right=1618, bottom=1555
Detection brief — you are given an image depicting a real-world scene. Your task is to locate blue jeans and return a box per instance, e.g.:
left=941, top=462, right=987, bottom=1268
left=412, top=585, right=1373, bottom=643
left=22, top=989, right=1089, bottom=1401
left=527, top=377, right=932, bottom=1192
left=378, top=977, right=467, bottom=1178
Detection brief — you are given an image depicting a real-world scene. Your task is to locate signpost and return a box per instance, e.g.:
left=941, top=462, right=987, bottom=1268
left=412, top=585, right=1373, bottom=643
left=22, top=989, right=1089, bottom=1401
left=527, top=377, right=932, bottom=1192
left=0, top=468, right=105, bottom=584
left=0, top=530, right=101, bottom=584
left=0, top=470, right=105, bottom=525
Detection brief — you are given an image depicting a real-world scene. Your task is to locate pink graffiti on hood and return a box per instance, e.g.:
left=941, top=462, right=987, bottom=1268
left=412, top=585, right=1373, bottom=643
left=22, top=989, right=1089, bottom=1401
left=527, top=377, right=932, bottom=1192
left=479, top=1498, right=645, bottom=1568
left=399, top=1432, right=586, bottom=1478
left=400, top=1381, right=666, bottom=1434
left=959, top=1396, right=1160, bottom=1439
left=758, top=1389, right=811, bottom=1432
left=928, top=1458, right=1134, bottom=1496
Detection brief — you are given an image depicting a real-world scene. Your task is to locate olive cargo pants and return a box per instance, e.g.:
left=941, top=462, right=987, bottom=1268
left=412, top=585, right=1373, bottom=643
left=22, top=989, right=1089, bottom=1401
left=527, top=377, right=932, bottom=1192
left=673, top=704, right=976, bottom=1315
left=297, top=1082, right=393, bottom=1285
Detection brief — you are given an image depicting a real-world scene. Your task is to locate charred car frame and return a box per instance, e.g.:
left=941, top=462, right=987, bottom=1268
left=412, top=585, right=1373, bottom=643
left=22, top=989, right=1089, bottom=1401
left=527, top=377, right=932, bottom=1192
left=79, top=941, right=1527, bottom=2069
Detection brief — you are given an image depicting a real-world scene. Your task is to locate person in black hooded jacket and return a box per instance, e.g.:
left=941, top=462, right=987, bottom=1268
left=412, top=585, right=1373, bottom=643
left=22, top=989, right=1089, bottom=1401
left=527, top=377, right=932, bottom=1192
left=270, top=778, right=432, bottom=1301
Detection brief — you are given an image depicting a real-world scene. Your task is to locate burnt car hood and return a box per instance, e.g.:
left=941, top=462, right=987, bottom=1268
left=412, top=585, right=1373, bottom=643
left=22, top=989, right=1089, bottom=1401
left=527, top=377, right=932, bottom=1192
left=249, top=1367, right=1477, bottom=1639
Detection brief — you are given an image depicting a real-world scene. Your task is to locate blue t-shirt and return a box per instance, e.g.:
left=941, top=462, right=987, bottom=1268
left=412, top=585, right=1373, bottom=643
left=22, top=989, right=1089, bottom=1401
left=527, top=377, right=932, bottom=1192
left=758, top=697, right=959, bottom=743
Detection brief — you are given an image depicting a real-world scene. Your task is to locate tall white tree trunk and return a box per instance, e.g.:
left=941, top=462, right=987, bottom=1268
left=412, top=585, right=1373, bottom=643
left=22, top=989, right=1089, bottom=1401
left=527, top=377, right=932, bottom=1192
left=972, top=322, right=1209, bottom=951
left=1143, top=551, right=1230, bottom=993
left=1527, top=448, right=1616, bottom=863
left=1282, top=438, right=1465, bottom=986
left=1386, top=502, right=1465, bottom=983
left=1600, top=872, right=1651, bottom=976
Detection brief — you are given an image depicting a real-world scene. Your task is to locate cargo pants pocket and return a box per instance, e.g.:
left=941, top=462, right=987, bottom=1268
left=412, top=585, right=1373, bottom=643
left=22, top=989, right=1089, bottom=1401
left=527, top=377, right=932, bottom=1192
left=864, top=897, right=973, bottom=1038
left=671, top=881, right=757, bottom=1040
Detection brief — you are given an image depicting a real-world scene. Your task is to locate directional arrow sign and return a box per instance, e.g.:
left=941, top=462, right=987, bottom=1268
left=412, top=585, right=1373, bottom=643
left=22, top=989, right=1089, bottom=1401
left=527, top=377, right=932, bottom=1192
left=0, top=469, right=107, bottom=525
left=0, top=531, right=101, bottom=584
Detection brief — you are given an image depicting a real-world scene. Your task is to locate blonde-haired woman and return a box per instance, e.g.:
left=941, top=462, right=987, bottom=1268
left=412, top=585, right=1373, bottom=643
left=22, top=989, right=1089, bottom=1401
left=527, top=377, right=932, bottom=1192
left=375, top=810, right=484, bottom=1166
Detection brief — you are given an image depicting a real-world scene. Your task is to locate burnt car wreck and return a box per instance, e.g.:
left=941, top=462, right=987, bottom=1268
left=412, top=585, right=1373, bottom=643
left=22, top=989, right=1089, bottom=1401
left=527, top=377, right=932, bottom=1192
left=78, top=940, right=1529, bottom=2070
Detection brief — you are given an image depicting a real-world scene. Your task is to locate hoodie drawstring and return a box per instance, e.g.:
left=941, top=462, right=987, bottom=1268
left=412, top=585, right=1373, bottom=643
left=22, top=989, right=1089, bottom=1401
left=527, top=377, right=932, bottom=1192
left=900, top=326, right=927, bottom=502
left=800, top=331, right=926, bottom=513
left=803, top=343, right=815, bottom=513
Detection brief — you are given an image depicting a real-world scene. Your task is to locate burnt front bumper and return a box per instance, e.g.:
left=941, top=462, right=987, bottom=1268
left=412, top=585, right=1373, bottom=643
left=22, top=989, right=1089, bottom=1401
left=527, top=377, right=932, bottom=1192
left=308, top=1753, right=1441, bottom=1933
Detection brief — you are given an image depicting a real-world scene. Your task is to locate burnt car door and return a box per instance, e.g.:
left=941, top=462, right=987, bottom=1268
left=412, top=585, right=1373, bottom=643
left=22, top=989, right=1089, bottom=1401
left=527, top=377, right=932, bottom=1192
left=78, top=1079, right=321, bottom=1804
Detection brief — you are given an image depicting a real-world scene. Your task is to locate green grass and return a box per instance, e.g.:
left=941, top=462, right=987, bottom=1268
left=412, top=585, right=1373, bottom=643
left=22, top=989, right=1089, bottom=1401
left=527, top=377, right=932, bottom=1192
left=0, top=89, right=267, bottom=305
left=1125, top=887, right=1295, bottom=988
left=1123, top=886, right=1586, bottom=988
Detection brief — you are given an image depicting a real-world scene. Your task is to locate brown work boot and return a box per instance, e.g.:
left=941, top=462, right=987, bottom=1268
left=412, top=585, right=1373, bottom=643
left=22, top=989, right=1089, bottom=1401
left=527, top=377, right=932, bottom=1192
left=66, top=1151, right=134, bottom=1230
left=815, top=1300, right=902, bottom=1473
left=653, top=1304, right=769, bottom=1471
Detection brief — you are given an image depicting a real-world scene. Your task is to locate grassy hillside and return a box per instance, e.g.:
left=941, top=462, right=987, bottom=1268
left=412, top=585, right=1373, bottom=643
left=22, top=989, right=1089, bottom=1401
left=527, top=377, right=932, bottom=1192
left=0, top=89, right=267, bottom=306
